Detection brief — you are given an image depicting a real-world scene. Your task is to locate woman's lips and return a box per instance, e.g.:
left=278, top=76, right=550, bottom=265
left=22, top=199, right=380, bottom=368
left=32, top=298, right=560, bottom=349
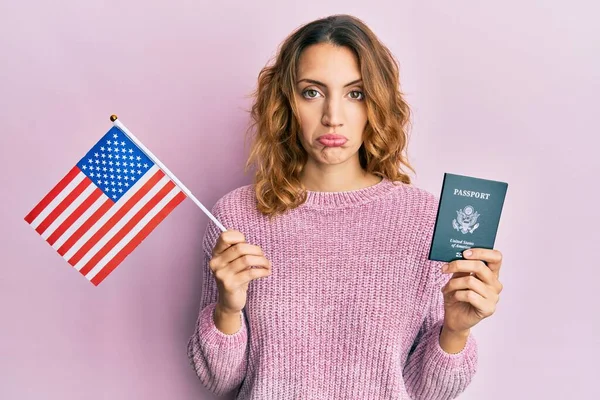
left=317, top=134, right=347, bottom=147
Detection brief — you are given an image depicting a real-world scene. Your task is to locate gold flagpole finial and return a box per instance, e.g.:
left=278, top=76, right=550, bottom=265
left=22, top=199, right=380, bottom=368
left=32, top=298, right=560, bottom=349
left=110, top=114, right=118, bottom=122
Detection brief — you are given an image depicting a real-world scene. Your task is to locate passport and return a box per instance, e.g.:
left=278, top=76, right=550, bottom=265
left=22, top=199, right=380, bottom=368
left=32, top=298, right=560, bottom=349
left=428, top=173, right=508, bottom=263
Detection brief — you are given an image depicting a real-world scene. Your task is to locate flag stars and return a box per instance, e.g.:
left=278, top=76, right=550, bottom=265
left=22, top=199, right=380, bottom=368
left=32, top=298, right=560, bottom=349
left=79, top=129, right=155, bottom=201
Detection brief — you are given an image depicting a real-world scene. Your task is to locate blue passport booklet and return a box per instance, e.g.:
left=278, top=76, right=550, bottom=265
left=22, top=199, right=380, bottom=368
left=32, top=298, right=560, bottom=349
left=428, top=173, right=508, bottom=262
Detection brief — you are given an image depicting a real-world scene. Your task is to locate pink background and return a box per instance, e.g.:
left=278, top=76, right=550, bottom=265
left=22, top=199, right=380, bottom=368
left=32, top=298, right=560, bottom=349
left=1, top=1, right=598, bottom=399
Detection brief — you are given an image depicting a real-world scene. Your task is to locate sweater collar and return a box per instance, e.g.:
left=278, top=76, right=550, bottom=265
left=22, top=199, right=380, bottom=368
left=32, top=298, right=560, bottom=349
left=299, top=177, right=401, bottom=209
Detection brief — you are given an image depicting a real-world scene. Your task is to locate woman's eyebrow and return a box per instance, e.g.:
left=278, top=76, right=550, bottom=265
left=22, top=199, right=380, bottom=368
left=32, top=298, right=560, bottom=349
left=296, top=78, right=363, bottom=87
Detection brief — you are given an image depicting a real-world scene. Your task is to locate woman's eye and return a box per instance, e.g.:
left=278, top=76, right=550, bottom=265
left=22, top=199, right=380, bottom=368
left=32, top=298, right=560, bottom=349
left=349, top=90, right=365, bottom=100
left=303, top=89, right=320, bottom=99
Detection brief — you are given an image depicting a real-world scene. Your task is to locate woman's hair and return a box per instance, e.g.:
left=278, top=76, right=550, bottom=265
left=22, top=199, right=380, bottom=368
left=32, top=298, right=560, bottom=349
left=244, top=14, right=415, bottom=219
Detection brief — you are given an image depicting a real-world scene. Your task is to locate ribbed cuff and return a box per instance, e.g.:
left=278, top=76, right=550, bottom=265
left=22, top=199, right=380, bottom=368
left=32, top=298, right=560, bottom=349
left=198, top=302, right=247, bottom=349
left=427, top=320, right=478, bottom=372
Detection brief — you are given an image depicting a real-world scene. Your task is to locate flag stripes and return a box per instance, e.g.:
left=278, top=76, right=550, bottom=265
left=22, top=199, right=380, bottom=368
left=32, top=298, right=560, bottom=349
left=25, top=163, right=184, bottom=285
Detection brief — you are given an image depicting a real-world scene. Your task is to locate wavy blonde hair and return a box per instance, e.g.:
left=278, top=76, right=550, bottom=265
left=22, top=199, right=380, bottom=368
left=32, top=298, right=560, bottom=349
left=244, top=14, right=415, bottom=219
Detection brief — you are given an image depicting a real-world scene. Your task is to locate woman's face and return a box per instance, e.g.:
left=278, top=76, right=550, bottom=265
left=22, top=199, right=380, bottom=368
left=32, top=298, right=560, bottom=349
left=294, top=43, right=368, bottom=168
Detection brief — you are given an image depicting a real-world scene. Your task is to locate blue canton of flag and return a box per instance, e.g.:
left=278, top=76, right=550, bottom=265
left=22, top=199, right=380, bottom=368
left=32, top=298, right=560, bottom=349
left=77, top=127, right=153, bottom=202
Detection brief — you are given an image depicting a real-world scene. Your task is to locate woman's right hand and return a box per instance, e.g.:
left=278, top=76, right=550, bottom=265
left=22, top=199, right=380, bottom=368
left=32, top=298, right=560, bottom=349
left=209, top=229, right=272, bottom=315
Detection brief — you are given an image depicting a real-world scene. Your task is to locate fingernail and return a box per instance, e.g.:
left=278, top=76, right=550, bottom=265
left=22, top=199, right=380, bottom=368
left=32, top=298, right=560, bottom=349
left=464, top=250, right=473, bottom=257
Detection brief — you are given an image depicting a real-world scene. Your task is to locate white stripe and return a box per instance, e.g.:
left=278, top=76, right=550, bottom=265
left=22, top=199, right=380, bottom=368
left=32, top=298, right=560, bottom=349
left=73, top=174, right=171, bottom=271
left=62, top=165, right=160, bottom=261
left=86, top=185, right=182, bottom=281
left=41, top=184, right=96, bottom=240
left=52, top=194, right=107, bottom=250
left=30, top=172, right=86, bottom=229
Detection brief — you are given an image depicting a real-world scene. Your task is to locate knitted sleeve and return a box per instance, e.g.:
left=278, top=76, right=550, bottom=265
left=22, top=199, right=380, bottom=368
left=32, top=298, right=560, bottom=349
left=186, top=200, right=249, bottom=398
left=402, top=193, right=478, bottom=399
left=402, top=259, right=478, bottom=399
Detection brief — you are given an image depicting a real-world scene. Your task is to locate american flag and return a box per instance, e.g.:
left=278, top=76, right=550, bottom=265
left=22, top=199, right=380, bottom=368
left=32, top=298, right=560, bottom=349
left=24, top=126, right=187, bottom=286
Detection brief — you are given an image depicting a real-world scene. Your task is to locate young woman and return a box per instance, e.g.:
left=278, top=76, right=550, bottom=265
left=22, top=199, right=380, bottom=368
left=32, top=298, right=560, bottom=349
left=187, top=14, right=503, bottom=400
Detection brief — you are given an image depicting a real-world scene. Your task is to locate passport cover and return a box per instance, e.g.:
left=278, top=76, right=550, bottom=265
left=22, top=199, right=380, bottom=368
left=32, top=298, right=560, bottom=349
left=428, top=173, right=508, bottom=263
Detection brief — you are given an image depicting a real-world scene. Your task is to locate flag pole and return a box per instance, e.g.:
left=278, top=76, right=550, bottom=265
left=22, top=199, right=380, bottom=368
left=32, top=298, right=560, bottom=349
left=109, top=115, right=227, bottom=233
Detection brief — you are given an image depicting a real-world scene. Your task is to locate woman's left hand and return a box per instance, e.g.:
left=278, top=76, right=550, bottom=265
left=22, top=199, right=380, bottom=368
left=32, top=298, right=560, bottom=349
left=441, top=248, right=504, bottom=334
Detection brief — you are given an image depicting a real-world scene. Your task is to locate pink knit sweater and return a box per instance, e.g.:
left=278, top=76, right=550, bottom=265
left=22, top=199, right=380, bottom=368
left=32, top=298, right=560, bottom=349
left=187, top=177, right=478, bottom=399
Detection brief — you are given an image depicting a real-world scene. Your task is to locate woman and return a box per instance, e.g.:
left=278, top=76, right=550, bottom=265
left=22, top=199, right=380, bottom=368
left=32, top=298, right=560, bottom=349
left=187, top=14, right=503, bottom=400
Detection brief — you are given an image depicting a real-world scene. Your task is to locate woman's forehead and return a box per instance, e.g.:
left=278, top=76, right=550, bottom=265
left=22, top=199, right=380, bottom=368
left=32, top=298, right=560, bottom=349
left=297, top=44, right=361, bottom=85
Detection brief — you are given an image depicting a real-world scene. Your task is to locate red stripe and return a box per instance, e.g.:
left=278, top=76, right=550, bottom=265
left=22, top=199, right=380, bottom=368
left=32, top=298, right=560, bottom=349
left=58, top=199, right=113, bottom=256
left=79, top=181, right=175, bottom=276
left=35, top=177, right=91, bottom=235
left=25, top=166, right=80, bottom=224
left=67, top=169, right=165, bottom=267
left=91, top=191, right=186, bottom=286
left=47, top=188, right=103, bottom=246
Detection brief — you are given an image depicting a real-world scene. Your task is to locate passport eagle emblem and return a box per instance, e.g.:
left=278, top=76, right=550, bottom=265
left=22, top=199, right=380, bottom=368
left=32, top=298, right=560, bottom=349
left=452, top=205, right=480, bottom=234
